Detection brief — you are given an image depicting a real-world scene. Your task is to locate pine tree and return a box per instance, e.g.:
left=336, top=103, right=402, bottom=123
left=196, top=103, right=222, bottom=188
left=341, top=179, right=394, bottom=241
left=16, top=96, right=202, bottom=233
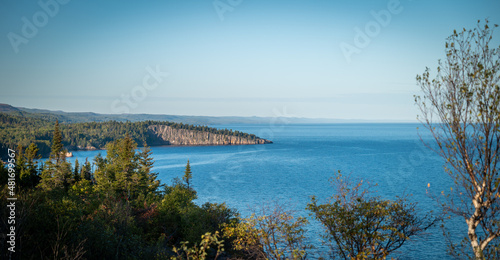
left=93, top=136, right=161, bottom=205
left=115, top=134, right=136, bottom=199
left=183, top=160, right=192, bottom=189
left=25, top=143, right=40, bottom=163
left=39, top=121, right=73, bottom=192
left=80, top=159, right=92, bottom=181
left=50, top=120, right=64, bottom=163
left=39, top=159, right=73, bottom=192
left=73, top=158, right=80, bottom=182
left=20, top=143, right=41, bottom=189
left=138, top=144, right=160, bottom=198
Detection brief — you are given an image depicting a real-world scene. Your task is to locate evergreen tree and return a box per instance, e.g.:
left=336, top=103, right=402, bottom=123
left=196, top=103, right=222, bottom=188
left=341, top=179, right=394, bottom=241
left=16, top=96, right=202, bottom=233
left=73, top=158, right=80, bottom=182
left=182, top=160, right=193, bottom=189
left=94, top=135, right=160, bottom=203
left=14, top=143, right=41, bottom=190
left=39, top=122, right=73, bottom=192
left=25, top=143, right=40, bottom=163
left=138, top=144, right=160, bottom=199
left=50, top=120, right=64, bottom=163
left=52, top=121, right=63, bottom=155
left=113, top=134, right=136, bottom=199
left=19, top=143, right=41, bottom=189
left=39, top=160, right=73, bottom=192
left=80, top=158, right=92, bottom=181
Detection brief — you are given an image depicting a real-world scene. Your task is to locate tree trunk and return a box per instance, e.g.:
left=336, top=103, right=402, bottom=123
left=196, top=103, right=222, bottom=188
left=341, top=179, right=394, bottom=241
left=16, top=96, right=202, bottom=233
left=466, top=202, right=483, bottom=259
left=467, top=227, right=483, bottom=259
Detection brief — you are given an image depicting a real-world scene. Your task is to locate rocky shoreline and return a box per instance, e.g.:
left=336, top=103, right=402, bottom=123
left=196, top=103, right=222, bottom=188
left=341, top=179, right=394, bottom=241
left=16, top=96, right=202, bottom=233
left=61, top=125, right=272, bottom=155
left=147, top=125, right=272, bottom=146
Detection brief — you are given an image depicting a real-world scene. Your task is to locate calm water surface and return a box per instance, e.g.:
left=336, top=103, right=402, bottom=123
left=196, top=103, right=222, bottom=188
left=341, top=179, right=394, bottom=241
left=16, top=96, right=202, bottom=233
left=70, top=124, right=464, bottom=259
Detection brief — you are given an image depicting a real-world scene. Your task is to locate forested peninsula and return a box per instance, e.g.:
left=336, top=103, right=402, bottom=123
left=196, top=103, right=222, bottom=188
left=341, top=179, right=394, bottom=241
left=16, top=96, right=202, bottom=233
left=0, top=111, right=271, bottom=159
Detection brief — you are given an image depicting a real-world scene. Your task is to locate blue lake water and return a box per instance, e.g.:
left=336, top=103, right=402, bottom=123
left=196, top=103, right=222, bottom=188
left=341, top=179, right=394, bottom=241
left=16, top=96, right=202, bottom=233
left=68, top=123, right=464, bottom=259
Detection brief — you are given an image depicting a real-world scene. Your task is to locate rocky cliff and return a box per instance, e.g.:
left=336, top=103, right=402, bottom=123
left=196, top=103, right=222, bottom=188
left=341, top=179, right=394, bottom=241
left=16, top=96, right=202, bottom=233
left=147, top=125, right=272, bottom=146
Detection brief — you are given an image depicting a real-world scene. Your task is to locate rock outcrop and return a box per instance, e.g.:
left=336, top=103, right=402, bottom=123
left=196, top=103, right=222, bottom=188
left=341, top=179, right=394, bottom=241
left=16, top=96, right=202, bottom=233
left=76, top=145, right=98, bottom=150
left=147, top=125, right=272, bottom=146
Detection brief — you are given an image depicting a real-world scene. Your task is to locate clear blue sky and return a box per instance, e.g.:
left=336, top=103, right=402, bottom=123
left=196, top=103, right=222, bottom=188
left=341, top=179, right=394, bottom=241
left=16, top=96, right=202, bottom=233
left=1, top=0, right=499, bottom=121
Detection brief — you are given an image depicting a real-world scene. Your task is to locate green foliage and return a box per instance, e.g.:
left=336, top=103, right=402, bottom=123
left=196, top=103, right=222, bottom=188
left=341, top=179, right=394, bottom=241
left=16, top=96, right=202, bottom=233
left=13, top=143, right=41, bottom=190
left=0, top=112, right=54, bottom=159
left=80, top=159, right=92, bottom=181
left=0, top=135, right=238, bottom=260
left=1, top=189, right=87, bottom=259
left=171, top=231, right=225, bottom=260
left=93, top=135, right=160, bottom=204
left=73, top=158, right=80, bottom=182
left=307, top=173, right=434, bottom=260
left=50, top=120, right=64, bottom=163
left=39, top=158, right=73, bottom=192
left=223, top=202, right=311, bottom=260
left=183, top=160, right=193, bottom=189
left=181, top=202, right=238, bottom=245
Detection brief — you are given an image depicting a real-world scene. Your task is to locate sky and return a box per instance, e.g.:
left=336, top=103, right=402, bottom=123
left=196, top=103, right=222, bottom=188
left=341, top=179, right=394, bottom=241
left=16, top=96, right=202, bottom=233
left=0, top=0, right=499, bottom=121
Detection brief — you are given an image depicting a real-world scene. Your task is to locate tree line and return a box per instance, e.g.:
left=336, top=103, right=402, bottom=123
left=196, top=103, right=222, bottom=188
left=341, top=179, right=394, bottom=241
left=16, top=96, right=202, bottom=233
left=0, top=113, right=259, bottom=159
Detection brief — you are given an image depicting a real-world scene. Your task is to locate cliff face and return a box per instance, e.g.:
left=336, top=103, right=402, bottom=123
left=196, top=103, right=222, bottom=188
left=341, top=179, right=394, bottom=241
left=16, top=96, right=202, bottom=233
left=147, top=125, right=272, bottom=146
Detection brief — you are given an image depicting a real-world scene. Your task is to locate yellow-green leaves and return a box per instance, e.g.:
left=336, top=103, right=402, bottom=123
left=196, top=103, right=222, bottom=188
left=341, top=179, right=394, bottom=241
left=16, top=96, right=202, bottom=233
left=307, top=173, right=434, bottom=260
left=171, top=231, right=224, bottom=260
left=222, top=203, right=310, bottom=260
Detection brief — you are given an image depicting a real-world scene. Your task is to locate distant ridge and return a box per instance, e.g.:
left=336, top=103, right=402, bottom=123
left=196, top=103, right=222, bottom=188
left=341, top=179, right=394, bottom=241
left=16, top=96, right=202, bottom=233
left=1, top=104, right=383, bottom=125
left=0, top=103, right=20, bottom=112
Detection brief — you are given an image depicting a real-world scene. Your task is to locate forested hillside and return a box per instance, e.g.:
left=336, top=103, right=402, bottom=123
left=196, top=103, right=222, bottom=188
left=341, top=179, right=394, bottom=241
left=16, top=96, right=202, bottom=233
left=0, top=133, right=240, bottom=259
left=0, top=112, right=270, bottom=159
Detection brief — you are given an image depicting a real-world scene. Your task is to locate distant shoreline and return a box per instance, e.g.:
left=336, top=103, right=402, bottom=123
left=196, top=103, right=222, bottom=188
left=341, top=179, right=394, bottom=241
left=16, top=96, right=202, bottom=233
left=0, top=103, right=418, bottom=125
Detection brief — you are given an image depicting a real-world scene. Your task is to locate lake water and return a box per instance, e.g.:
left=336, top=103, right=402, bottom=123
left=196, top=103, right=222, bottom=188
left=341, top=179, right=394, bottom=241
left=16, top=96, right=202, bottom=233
left=69, top=123, right=464, bottom=259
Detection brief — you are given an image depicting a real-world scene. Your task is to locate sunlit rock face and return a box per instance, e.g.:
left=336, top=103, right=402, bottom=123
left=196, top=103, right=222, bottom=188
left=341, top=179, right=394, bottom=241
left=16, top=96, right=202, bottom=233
left=147, top=125, right=272, bottom=146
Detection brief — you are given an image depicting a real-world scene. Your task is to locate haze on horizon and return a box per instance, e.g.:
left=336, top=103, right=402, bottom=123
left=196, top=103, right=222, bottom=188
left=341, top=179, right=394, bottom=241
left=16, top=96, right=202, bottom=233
left=0, top=0, right=499, bottom=121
